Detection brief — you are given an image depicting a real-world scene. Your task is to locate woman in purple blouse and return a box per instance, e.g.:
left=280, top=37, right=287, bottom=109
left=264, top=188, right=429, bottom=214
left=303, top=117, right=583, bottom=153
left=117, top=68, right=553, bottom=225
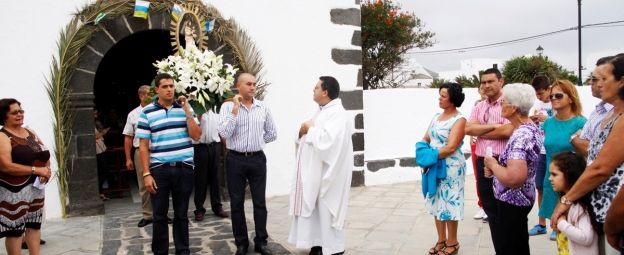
left=484, top=83, right=543, bottom=255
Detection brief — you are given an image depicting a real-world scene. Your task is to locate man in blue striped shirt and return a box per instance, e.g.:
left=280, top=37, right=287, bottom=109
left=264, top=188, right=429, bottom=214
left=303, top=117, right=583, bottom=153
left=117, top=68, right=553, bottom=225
left=136, top=73, right=201, bottom=255
left=219, top=73, right=277, bottom=255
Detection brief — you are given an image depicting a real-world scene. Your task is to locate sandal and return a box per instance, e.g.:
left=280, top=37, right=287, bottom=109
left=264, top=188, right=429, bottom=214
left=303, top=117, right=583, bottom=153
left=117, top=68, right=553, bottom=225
left=428, top=240, right=446, bottom=255
left=437, top=242, right=459, bottom=255
left=99, top=194, right=110, bottom=201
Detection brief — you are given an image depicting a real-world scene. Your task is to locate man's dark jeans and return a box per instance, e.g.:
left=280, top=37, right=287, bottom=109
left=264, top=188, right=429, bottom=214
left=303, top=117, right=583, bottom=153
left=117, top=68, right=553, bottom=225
left=150, top=164, right=194, bottom=255
left=226, top=151, right=268, bottom=247
left=193, top=143, right=223, bottom=214
left=476, top=156, right=500, bottom=254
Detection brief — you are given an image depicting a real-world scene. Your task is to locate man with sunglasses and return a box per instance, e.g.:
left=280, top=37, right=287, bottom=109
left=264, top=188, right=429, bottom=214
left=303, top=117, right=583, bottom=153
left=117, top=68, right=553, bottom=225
left=570, top=56, right=615, bottom=158
left=465, top=68, right=514, bottom=254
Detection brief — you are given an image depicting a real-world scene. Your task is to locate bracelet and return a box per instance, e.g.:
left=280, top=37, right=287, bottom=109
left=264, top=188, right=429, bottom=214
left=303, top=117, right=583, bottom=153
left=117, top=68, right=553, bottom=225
left=142, top=172, right=151, bottom=177
left=31, top=166, right=36, bottom=175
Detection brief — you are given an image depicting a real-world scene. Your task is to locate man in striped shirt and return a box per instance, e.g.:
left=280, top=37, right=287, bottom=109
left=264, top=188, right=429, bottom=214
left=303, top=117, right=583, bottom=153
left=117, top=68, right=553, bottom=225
left=136, top=73, right=201, bottom=255
left=219, top=73, right=277, bottom=255
left=465, top=68, right=513, bottom=254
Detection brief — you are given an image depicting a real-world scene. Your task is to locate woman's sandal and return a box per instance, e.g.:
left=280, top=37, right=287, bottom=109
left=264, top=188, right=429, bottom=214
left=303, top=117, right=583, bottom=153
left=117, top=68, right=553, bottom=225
left=428, top=240, right=446, bottom=255
left=437, top=242, right=460, bottom=255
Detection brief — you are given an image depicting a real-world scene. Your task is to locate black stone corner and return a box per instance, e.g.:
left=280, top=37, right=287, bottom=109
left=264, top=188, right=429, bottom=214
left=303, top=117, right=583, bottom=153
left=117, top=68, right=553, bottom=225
left=399, top=157, right=416, bottom=167
left=352, top=132, right=364, bottom=151
left=125, top=14, right=150, bottom=33
left=88, top=29, right=115, bottom=57
left=101, top=17, right=132, bottom=42
left=354, top=113, right=363, bottom=129
left=332, top=49, right=362, bottom=65
left=351, top=170, right=365, bottom=187
left=339, top=90, right=363, bottom=111
left=330, top=8, right=361, bottom=26
left=357, top=69, right=362, bottom=87
left=75, top=47, right=103, bottom=72
left=351, top=30, right=361, bottom=46
left=366, top=159, right=396, bottom=172
left=148, top=11, right=171, bottom=30
left=354, top=153, right=364, bottom=167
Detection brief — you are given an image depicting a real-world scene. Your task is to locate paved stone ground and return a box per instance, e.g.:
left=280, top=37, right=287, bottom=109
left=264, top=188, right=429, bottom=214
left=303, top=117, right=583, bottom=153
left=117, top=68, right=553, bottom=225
left=0, top=174, right=556, bottom=254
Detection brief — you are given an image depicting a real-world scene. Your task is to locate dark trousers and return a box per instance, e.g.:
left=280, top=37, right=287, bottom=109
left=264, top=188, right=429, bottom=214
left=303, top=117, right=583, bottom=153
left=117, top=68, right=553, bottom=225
left=193, top=143, right=223, bottom=214
left=476, top=157, right=500, bottom=253
left=226, top=151, right=268, bottom=247
left=495, top=200, right=532, bottom=255
left=150, top=164, right=195, bottom=255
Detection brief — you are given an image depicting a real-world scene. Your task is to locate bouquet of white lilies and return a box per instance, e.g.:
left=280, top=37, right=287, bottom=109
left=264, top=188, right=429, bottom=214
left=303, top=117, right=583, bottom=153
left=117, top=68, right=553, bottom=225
left=154, top=45, right=237, bottom=114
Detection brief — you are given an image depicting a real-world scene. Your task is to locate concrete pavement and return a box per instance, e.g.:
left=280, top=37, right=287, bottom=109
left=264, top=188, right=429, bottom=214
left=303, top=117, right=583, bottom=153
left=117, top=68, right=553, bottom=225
left=0, top=174, right=556, bottom=254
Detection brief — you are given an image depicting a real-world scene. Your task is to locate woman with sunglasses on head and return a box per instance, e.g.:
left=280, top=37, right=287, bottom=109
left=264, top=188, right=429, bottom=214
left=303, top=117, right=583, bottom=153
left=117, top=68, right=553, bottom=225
left=0, top=98, right=51, bottom=255
left=539, top=80, right=587, bottom=245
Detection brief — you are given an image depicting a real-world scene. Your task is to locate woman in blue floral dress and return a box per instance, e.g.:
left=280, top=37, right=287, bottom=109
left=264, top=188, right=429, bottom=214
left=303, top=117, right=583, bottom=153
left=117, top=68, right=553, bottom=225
left=422, top=83, right=466, bottom=255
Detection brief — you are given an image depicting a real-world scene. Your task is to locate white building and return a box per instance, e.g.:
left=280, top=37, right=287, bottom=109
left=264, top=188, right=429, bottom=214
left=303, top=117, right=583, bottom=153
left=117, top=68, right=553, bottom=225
left=438, top=58, right=503, bottom=81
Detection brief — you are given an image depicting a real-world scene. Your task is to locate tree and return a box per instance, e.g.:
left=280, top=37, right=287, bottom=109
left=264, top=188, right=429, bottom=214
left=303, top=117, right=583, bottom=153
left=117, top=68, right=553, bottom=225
left=362, top=0, right=435, bottom=89
left=503, top=55, right=578, bottom=85
left=430, top=74, right=480, bottom=88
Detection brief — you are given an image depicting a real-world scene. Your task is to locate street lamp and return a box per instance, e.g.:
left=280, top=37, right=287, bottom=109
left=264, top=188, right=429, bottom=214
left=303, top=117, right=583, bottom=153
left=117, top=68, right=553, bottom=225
left=536, top=45, right=544, bottom=57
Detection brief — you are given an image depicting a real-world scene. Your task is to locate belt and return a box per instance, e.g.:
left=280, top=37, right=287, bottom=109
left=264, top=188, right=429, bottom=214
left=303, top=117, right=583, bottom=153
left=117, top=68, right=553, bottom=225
left=151, top=161, right=193, bottom=169
left=228, top=150, right=262, bottom=157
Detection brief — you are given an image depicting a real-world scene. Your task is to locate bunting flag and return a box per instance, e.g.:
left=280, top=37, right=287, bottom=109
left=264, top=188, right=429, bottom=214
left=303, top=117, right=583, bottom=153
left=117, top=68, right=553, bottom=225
left=94, top=12, right=107, bottom=25
left=133, top=0, right=150, bottom=19
left=172, top=4, right=183, bottom=20
left=204, top=19, right=215, bottom=32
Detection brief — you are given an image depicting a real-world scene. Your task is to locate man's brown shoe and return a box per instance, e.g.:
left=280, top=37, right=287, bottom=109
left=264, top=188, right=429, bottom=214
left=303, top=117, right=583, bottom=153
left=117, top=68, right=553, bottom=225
left=194, top=211, right=205, bottom=221
left=214, top=209, right=229, bottom=218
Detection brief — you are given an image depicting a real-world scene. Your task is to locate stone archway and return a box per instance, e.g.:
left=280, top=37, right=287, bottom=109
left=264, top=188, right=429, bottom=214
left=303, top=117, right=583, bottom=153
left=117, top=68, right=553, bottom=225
left=52, top=1, right=267, bottom=216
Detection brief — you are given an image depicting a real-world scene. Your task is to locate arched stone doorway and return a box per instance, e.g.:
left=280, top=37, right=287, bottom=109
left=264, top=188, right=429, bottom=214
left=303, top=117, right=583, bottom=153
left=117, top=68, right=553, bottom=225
left=56, top=2, right=267, bottom=216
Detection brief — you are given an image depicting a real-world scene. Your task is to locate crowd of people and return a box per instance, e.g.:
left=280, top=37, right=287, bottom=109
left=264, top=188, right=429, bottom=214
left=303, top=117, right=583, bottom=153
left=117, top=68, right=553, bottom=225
left=421, top=54, right=624, bottom=255
left=1, top=54, right=624, bottom=255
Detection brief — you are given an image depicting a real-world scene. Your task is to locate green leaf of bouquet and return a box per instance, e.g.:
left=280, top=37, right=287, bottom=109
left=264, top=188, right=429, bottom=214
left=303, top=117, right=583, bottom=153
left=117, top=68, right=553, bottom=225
left=189, top=100, right=206, bottom=116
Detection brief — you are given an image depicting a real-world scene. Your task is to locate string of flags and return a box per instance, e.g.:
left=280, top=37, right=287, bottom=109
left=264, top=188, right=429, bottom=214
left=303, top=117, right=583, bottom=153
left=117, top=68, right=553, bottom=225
left=93, top=1, right=215, bottom=32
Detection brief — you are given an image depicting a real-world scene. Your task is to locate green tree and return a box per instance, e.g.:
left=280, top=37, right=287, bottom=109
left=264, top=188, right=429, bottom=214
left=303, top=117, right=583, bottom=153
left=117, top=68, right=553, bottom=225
left=430, top=74, right=480, bottom=88
left=503, top=55, right=578, bottom=85
left=362, top=0, right=435, bottom=89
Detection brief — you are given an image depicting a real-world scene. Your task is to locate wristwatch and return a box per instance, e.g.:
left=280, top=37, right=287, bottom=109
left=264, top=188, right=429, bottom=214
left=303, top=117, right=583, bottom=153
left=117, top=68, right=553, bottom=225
left=560, top=196, right=573, bottom=205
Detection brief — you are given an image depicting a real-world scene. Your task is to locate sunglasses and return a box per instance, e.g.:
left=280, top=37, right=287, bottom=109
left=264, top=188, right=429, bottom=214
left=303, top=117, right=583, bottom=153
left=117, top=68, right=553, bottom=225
left=550, top=93, right=565, bottom=100
left=9, top=109, right=25, bottom=115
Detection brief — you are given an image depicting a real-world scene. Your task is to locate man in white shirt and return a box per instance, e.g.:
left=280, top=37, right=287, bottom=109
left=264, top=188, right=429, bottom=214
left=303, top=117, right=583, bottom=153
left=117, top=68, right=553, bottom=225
left=288, top=76, right=353, bottom=255
left=122, top=85, right=153, bottom=227
left=193, top=109, right=228, bottom=221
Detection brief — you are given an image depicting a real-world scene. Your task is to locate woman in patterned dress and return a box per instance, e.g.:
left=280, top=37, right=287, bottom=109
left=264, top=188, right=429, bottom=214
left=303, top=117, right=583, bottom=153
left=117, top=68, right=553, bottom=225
left=484, top=83, right=543, bottom=255
left=552, top=55, right=624, bottom=255
left=422, top=83, right=466, bottom=255
left=0, top=98, right=52, bottom=255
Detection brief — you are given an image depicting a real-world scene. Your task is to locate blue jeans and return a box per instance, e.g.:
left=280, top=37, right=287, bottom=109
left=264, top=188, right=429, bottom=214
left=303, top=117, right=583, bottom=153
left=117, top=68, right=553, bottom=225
left=150, top=164, right=194, bottom=255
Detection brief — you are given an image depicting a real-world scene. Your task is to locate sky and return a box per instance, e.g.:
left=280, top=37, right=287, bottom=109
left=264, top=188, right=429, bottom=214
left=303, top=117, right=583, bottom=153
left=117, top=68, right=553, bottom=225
left=394, top=0, right=624, bottom=78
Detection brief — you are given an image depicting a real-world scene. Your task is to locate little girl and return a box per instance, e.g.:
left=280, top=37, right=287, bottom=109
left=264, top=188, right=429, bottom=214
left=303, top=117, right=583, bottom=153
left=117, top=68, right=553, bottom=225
left=549, top=151, right=600, bottom=255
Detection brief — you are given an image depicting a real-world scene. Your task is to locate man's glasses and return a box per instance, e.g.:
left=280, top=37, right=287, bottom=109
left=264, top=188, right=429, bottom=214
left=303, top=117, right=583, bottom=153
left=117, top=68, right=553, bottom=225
left=550, top=93, right=565, bottom=100
left=9, top=110, right=25, bottom=115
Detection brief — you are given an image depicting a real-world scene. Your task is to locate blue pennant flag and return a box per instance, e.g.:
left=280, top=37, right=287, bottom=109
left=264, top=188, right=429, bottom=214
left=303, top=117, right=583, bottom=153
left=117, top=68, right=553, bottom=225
left=133, top=0, right=150, bottom=19
left=204, top=19, right=215, bottom=32
left=172, top=4, right=183, bottom=20
left=94, top=12, right=107, bottom=25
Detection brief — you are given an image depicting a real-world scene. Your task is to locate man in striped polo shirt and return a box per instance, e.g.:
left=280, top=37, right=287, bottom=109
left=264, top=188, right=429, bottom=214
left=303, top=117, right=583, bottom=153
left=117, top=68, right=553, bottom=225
left=219, top=73, right=277, bottom=255
left=136, top=73, right=201, bottom=255
left=465, top=68, right=513, bottom=254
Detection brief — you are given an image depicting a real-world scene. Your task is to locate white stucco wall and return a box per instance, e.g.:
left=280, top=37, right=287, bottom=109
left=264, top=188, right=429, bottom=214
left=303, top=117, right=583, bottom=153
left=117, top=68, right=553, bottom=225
left=363, top=86, right=600, bottom=185
left=0, top=0, right=359, bottom=219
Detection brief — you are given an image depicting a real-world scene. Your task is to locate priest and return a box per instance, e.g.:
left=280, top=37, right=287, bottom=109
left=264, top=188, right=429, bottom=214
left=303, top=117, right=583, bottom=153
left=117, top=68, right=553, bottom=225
left=288, top=76, right=354, bottom=255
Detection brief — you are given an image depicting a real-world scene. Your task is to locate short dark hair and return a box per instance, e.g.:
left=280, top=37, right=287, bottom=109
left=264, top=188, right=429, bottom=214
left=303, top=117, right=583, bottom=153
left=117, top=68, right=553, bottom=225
left=0, top=98, right=21, bottom=126
left=607, top=55, right=624, bottom=99
left=439, top=83, right=465, bottom=107
left=596, top=56, right=614, bottom=66
left=531, top=75, right=551, bottom=91
left=481, top=68, right=502, bottom=80
left=154, top=73, right=173, bottom=87
left=319, top=76, right=340, bottom=100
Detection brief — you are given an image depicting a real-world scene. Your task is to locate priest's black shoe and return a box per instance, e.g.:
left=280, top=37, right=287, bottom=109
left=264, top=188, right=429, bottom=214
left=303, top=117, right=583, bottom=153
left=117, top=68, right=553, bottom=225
left=332, top=251, right=345, bottom=255
left=255, top=244, right=273, bottom=255
left=235, top=245, right=248, bottom=255
left=137, top=218, right=152, bottom=227
left=309, top=246, right=323, bottom=255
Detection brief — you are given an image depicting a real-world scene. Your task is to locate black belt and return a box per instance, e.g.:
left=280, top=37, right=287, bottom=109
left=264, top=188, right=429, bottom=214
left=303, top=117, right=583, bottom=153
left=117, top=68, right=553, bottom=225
left=228, top=150, right=262, bottom=157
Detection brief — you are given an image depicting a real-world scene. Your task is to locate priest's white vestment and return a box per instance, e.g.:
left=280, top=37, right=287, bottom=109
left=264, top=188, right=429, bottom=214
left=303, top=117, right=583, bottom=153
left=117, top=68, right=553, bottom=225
left=288, top=98, right=354, bottom=254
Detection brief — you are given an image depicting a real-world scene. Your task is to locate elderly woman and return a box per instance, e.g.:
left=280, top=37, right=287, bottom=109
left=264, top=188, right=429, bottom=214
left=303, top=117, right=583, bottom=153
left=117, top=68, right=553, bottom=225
left=422, top=83, right=466, bottom=255
left=0, top=98, right=52, bottom=255
left=552, top=55, right=624, bottom=255
left=484, top=83, right=543, bottom=255
left=539, top=80, right=587, bottom=241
